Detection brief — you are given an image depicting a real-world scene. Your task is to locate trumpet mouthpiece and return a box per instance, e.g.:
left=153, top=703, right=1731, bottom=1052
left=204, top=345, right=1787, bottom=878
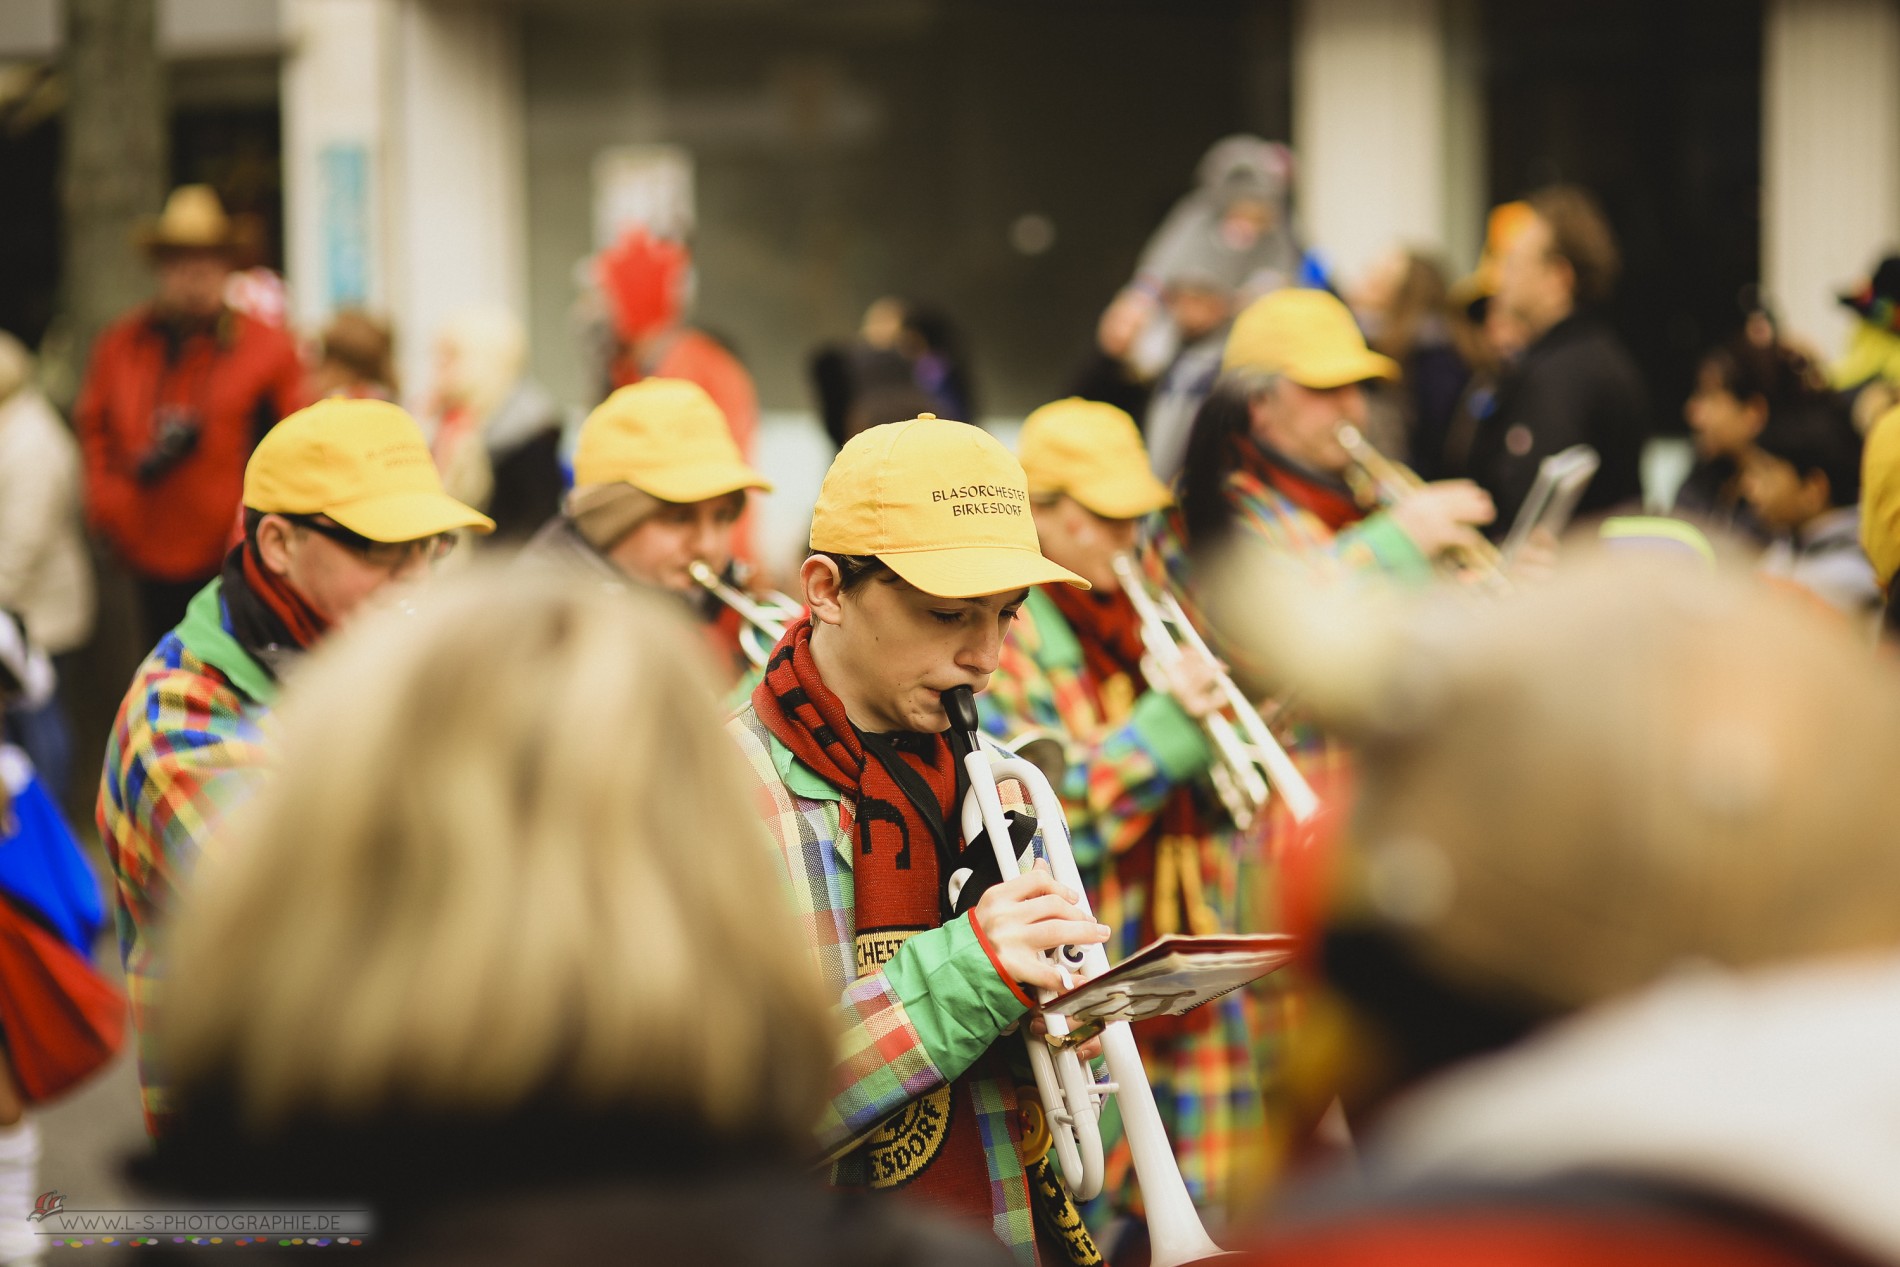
left=943, top=685, right=980, bottom=734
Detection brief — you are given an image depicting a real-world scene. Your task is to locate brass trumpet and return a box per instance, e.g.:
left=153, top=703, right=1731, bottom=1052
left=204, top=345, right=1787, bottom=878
left=1112, top=554, right=1319, bottom=831
left=1333, top=422, right=1508, bottom=588
left=687, top=560, right=804, bottom=668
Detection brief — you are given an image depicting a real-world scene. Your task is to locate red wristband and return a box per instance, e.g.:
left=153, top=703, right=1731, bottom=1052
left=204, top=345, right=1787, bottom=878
left=967, top=909, right=1039, bottom=1011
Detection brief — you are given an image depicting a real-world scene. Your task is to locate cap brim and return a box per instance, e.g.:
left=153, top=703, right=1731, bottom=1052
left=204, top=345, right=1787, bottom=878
left=634, top=460, right=774, bottom=503
left=325, top=490, right=496, bottom=540
left=1067, top=472, right=1175, bottom=520
left=880, top=545, right=1089, bottom=598
left=1286, top=349, right=1402, bottom=390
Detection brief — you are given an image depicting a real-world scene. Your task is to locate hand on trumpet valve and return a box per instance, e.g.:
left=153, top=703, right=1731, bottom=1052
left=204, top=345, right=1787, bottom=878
left=1028, top=1012, right=1105, bottom=1062
left=1387, top=479, right=1496, bottom=559
left=972, top=859, right=1112, bottom=995
left=1156, top=643, right=1228, bottom=720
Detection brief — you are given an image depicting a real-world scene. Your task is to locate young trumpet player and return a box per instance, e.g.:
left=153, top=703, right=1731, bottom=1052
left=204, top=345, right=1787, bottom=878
left=522, top=377, right=772, bottom=687
left=727, top=415, right=1118, bottom=1265
left=976, top=398, right=1270, bottom=1241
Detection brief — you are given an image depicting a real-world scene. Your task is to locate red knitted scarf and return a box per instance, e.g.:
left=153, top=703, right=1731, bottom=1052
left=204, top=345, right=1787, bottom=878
left=1233, top=434, right=1368, bottom=532
left=751, top=616, right=1022, bottom=1227
left=238, top=545, right=329, bottom=649
left=1042, top=582, right=1146, bottom=699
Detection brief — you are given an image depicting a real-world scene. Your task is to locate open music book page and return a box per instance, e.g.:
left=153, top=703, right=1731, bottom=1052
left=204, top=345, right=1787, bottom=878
left=1040, top=933, right=1296, bottom=1026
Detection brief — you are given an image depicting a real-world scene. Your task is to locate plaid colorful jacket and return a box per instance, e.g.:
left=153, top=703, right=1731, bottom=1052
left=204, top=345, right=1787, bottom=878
left=98, top=580, right=275, bottom=1135
left=727, top=702, right=1043, bottom=1264
left=1147, top=463, right=1430, bottom=1101
left=977, top=585, right=1268, bottom=1226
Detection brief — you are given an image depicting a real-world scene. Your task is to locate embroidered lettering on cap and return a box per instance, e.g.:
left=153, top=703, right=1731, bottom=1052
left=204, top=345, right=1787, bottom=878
left=931, top=484, right=1027, bottom=503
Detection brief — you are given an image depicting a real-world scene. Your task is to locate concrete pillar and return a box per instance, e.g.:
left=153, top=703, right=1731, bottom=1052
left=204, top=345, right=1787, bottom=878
left=1763, top=0, right=1900, bottom=357
left=281, top=0, right=527, bottom=408
left=281, top=0, right=389, bottom=324
left=1292, top=0, right=1458, bottom=288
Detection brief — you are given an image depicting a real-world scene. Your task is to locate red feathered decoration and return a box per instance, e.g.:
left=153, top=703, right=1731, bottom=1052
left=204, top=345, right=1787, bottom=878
left=596, top=228, right=689, bottom=343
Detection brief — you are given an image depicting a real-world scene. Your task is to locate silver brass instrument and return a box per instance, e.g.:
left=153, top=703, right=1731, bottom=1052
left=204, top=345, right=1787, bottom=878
left=1112, top=554, right=1319, bottom=831
left=1333, top=422, right=1508, bottom=588
left=943, top=686, right=1228, bottom=1267
left=687, top=560, right=804, bottom=668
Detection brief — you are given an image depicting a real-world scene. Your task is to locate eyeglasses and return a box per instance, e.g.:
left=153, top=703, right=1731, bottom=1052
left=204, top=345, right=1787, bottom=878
left=283, top=515, right=457, bottom=569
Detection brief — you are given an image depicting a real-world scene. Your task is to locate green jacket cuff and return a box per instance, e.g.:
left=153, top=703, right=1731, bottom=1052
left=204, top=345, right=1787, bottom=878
left=1128, top=688, right=1213, bottom=781
left=882, top=915, right=1030, bottom=1083
left=1351, top=512, right=1435, bottom=583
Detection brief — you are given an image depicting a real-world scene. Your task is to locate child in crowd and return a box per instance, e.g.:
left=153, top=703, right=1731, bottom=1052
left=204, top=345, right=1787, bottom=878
left=1741, top=400, right=1881, bottom=622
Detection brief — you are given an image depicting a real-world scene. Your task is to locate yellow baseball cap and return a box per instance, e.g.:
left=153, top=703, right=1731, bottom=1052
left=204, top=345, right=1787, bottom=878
left=1018, top=398, right=1173, bottom=519
left=810, top=415, right=1088, bottom=597
left=572, top=378, right=771, bottom=502
left=1221, top=288, right=1399, bottom=388
left=1861, top=403, right=1900, bottom=587
left=243, top=398, right=494, bottom=541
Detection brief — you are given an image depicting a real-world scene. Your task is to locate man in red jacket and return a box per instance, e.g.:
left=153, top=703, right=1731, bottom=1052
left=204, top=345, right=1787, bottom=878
left=75, top=185, right=306, bottom=649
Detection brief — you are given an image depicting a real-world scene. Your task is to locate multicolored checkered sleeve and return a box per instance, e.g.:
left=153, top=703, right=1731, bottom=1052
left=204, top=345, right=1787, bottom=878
left=983, top=614, right=1211, bottom=872
left=99, top=658, right=271, bottom=1133
left=725, top=707, right=1023, bottom=1162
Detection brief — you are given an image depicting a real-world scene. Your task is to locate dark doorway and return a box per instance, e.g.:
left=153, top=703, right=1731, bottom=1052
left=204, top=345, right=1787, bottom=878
left=1484, top=0, right=1762, bottom=434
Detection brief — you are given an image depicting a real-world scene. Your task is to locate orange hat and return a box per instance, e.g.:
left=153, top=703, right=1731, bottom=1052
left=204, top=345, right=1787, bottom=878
left=1454, top=200, right=1538, bottom=304
left=810, top=415, right=1087, bottom=597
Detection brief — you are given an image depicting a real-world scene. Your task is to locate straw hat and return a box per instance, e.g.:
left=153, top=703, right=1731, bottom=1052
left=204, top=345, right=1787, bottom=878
left=137, top=185, right=239, bottom=254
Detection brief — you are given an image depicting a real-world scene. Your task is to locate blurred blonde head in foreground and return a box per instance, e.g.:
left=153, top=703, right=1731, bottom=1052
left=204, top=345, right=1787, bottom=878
left=1230, top=532, right=1900, bottom=1267
left=1220, top=546, right=1900, bottom=1144
left=1232, top=548, right=1900, bottom=1012
left=155, top=568, right=832, bottom=1186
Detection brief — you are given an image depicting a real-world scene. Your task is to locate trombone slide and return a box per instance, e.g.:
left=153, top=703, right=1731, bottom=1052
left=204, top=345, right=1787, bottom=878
left=1111, top=554, right=1320, bottom=829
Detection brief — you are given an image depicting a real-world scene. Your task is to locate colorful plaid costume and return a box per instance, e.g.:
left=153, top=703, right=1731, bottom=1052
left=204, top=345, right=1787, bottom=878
left=1146, top=459, right=1431, bottom=1104
left=729, top=700, right=1063, bottom=1265
left=97, top=580, right=275, bottom=1135
left=977, top=584, right=1268, bottom=1231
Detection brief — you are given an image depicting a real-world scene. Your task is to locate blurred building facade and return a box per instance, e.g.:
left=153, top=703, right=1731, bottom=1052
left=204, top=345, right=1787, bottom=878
left=0, top=0, right=1895, bottom=419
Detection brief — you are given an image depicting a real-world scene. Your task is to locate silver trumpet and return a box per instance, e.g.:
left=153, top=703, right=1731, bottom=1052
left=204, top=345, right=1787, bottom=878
left=943, top=687, right=1229, bottom=1267
left=1112, top=554, right=1319, bottom=830
left=687, top=560, right=804, bottom=669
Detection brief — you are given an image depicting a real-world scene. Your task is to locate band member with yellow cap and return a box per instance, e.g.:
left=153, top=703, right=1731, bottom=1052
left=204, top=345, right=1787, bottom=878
left=975, top=397, right=1265, bottom=1244
left=523, top=377, right=772, bottom=686
left=727, top=415, right=1111, bottom=1265
left=99, top=397, right=492, bottom=1136
left=1145, top=289, right=1499, bottom=1138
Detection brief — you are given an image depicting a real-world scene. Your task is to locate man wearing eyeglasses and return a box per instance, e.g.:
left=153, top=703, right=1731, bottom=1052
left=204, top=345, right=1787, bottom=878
left=98, top=397, right=492, bottom=1136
